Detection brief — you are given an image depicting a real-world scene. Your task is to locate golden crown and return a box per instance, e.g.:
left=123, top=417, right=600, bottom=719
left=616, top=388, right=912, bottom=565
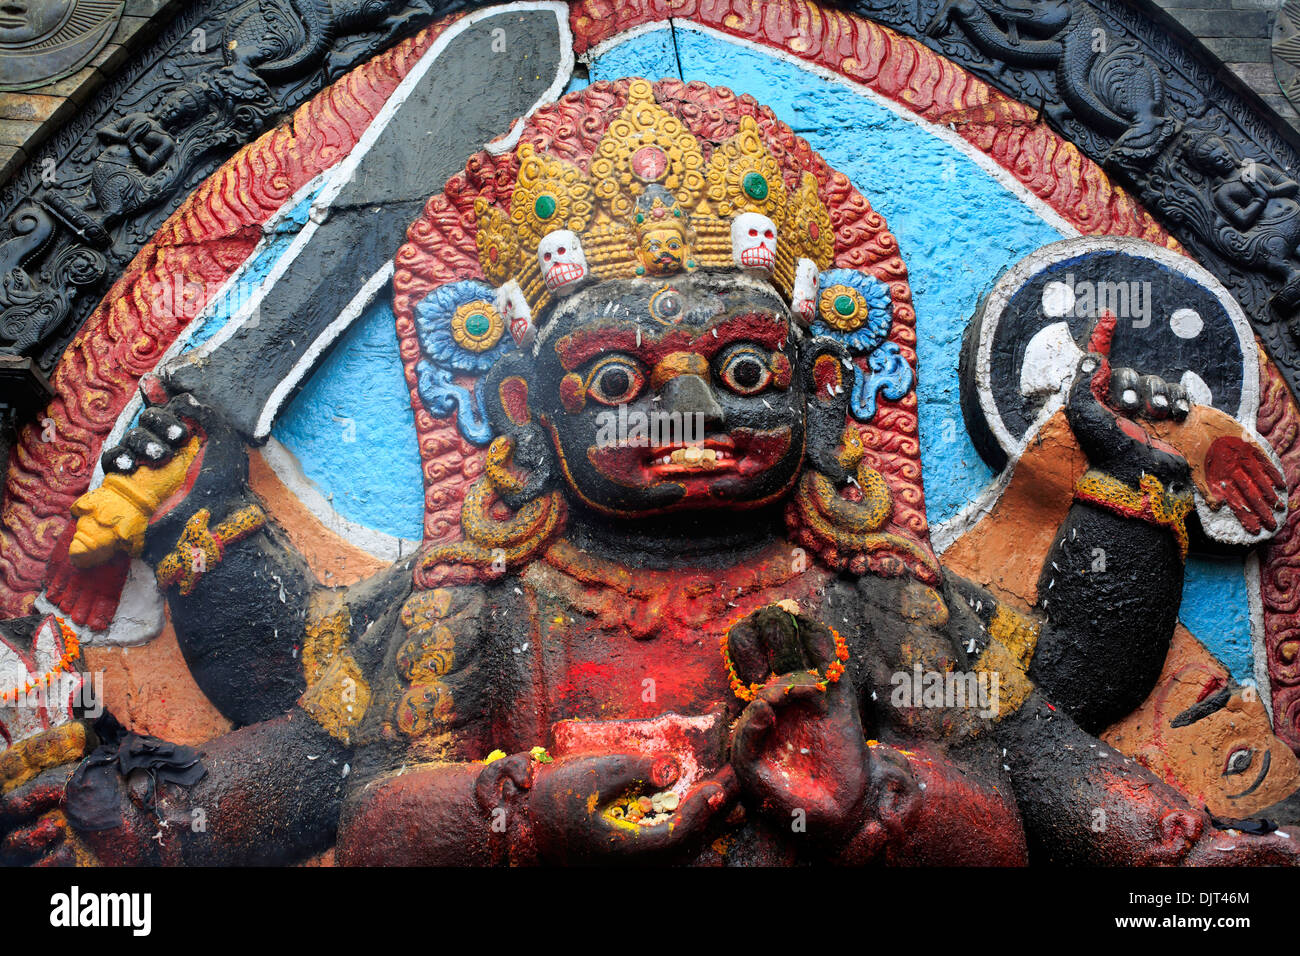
left=473, top=80, right=834, bottom=344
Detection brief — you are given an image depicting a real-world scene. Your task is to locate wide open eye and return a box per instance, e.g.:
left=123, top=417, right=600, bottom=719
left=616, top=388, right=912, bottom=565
left=1224, top=748, right=1254, bottom=776
left=719, top=346, right=774, bottom=396
left=586, top=355, right=645, bottom=406
left=649, top=286, right=681, bottom=322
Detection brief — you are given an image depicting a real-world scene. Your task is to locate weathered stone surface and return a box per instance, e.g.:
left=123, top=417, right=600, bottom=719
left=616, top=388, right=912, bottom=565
left=2, top=0, right=1300, bottom=877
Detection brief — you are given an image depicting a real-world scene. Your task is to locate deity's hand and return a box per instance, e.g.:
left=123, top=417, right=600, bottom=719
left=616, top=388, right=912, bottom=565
left=725, top=605, right=874, bottom=843
left=1064, top=313, right=1193, bottom=491
left=477, top=751, right=737, bottom=864
left=0, top=725, right=98, bottom=866
left=68, top=392, right=217, bottom=569
left=1066, top=313, right=1285, bottom=535
left=1199, top=434, right=1285, bottom=534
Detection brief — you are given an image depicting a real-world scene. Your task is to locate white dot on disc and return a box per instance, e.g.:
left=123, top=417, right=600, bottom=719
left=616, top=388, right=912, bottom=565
left=1170, top=308, right=1203, bottom=339
left=1041, top=281, right=1075, bottom=318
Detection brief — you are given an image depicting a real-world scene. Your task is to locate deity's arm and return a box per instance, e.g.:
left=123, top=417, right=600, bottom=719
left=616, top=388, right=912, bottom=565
left=937, top=571, right=1300, bottom=863
left=64, top=395, right=558, bottom=866
left=57, top=554, right=450, bottom=867
left=1258, top=164, right=1299, bottom=198
left=68, top=391, right=388, bottom=726
left=996, top=688, right=1299, bottom=864
left=1000, top=321, right=1197, bottom=734
left=325, top=576, right=527, bottom=865
left=65, top=708, right=351, bottom=865
left=45, top=391, right=428, bottom=864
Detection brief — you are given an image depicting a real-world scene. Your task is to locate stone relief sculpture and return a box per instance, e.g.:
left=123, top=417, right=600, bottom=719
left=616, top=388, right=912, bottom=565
left=0, top=0, right=123, bottom=91
left=0, top=202, right=105, bottom=356
left=926, top=0, right=1177, bottom=163
left=3, top=1, right=1300, bottom=869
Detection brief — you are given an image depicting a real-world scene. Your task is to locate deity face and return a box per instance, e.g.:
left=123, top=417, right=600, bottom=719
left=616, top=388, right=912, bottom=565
left=636, top=224, right=687, bottom=276
left=527, top=272, right=808, bottom=517
left=1189, top=136, right=1236, bottom=176
left=0, top=0, right=72, bottom=44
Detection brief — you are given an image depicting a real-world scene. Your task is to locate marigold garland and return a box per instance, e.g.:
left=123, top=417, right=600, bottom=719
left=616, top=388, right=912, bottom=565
left=0, top=617, right=80, bottom=705
left=720, top=608, right=849, bottom=702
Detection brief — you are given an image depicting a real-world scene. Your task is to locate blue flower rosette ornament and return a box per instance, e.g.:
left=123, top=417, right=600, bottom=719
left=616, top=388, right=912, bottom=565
left=413, top=279, right=512, bottom=445
left=810, top=268, right=914, bottom=421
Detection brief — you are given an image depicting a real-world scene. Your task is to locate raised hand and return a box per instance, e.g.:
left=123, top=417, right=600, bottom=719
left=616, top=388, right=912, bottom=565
left=725, top=604, right=873, bottom=841
left=68, top=392, right=227, bottom=569
left=1066, top=314, right=1287, bottom=541
left=1065, top=312, right=1193, bottom=491
left=99, top=394, right=202, bottom=476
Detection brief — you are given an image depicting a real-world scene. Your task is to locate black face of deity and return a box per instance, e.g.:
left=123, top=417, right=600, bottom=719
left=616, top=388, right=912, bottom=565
left=526, top=273, right=809, bottom=517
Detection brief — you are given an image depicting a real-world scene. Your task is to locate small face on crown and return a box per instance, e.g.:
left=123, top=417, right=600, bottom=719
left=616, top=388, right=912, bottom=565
left=529, top=272, right=807, bottom=517
left=634, top=184, right=694, bottom=277
left=636, top=221, right=689, bottom=276
left=474, top=80, right=835, bottom=326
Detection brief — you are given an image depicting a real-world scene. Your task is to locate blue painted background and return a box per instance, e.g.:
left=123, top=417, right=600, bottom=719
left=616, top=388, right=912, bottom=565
left=271, top=296, right=426, bottom=539
left=178, top=27, right=1254, bottom=679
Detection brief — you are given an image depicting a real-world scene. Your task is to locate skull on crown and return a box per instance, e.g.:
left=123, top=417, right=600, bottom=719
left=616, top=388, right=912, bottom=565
left=495, top=280, right=535, bottom=349
left=731, top=212, right=777, bottom=273
left=538, top=230, right=590, bottom=295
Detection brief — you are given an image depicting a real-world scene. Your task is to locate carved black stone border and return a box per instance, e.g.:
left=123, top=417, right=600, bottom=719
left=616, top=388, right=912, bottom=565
left=0, top=0, right=486, bottom=374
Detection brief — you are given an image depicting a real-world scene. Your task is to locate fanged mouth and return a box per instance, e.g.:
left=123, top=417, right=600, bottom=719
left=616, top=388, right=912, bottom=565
left=647, top=439, right=737, bottom=475
left=585, top=428, right=793, bottom=491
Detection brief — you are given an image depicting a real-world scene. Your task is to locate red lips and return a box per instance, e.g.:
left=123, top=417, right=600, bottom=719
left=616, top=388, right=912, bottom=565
left=587, top=429, right=793, bottom=488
